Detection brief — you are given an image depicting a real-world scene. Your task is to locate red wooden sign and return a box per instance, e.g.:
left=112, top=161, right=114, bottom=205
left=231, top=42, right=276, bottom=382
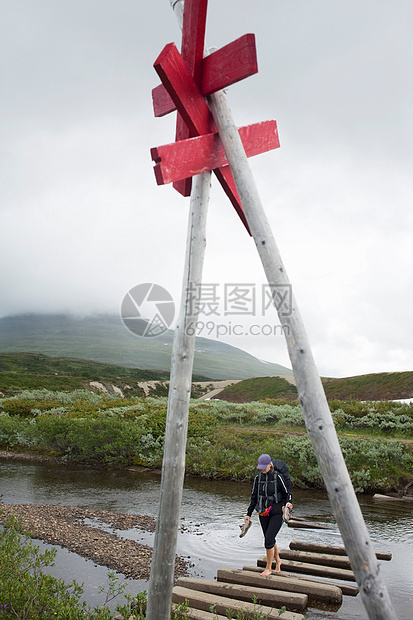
left=150, top=0, right=280, bottom=235
left=151, top=121, right=279, bottom=185
left=152, top=33, right=258, bottom=117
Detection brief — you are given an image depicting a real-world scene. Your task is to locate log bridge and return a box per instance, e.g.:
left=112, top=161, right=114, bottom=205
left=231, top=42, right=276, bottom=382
left=172, top=539, right=392, bottom=619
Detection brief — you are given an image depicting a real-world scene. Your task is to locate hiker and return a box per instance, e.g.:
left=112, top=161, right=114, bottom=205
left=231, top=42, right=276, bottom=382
left=244, top=453, right=293, bottom=576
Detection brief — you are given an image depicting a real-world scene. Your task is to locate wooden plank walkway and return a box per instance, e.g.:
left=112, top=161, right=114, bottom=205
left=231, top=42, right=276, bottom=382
left=177, top=577, right=308, bottom=611
left=279, top=549, right=353, bottom=570
left=172, top=586, right=305, bottom=620
left=287, top=518, right=332, bottom=530
left=257, top=556, right=356, bottom=581
left=289, top=540, right=392, bottom=561
left=242, top=566, right=359, bottom=598
left=218, top=567, right=341, bottom=605
left=171, top=538, right=393, bottom=618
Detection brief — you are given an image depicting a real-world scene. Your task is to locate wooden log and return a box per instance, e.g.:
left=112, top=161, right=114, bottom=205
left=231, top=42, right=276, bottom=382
left=146, top=170, right=211, bottom=620
left=217, top=567, right=342, bottom=605
left=176, top=577, right=308, bottom=611
left=290, top=540, right=392, bottom=561
left=182, top=609, right=228, bottom=620
left=372, top=493, right=406, bottom=501
left=257, top=556, right=356, bottom=582
left=172, top=586, right=306, bottom=620
left=287, top=519, right=332, bottom=530
left=243, top=566, right=359, bottom=597
left=279, top=549, right=352, bottom=570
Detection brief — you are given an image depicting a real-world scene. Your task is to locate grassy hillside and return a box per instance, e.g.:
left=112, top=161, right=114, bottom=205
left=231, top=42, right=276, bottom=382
left=0, top=314, right=291, bottom=381
left=215, top=375, right=298, bottom=402
left=218, top=371, right=413, bottom=402
left=0, top=352, right=178, bottom=396
left=321, top=372, right=413, bottom=400
left=2, top=347, right=412, bottom=405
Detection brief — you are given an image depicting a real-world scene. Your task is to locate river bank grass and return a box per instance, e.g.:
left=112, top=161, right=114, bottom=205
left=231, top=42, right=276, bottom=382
left=1, top=390, right=413, bottom=494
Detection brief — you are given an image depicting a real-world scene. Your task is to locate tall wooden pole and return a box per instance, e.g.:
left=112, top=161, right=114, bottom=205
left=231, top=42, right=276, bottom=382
left=148, top=2, right=397, bottom=619
left=146, top=171, right=211, bottom=620
left=207, top=89, right=397, bottom=620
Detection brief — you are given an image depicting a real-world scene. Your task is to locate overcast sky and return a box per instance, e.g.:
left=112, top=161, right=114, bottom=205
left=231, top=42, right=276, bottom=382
left=1, top=0, right=412, bottom=377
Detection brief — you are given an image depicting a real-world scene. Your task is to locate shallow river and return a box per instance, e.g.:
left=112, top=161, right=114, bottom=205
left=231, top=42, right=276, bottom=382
left=1, top=459, right=412, bottom=619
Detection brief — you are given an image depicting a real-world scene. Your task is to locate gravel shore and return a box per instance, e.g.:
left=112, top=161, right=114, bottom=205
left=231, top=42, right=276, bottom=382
left=0, top=503, right=191, bottom=580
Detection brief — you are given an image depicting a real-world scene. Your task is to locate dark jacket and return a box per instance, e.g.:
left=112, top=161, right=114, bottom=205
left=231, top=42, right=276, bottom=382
left=247, top=458, right=292, bottom=517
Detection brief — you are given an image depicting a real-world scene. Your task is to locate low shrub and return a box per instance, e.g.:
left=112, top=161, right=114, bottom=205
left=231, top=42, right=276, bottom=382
left=36, top=416, right=143, bottom=464
left=0, top=513, right=92, bottom=619
left=1, top=389, right=412, bottom=491
left=332, top=407, right=413, bottom=436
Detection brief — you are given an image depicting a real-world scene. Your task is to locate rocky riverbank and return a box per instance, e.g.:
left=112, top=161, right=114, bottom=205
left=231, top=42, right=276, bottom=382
left=0, top=503, right=191, bottom=580
left=0, top=449, right=64, bottom=464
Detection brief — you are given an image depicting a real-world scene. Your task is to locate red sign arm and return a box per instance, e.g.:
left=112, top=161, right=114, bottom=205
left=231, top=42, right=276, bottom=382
left=154, top=43, right=214, bottom=137
left=173, top=0, right=208, bottom=196
left=152, top=34, right=258, bottom=118
left=151, top=120, right=279, bottom=185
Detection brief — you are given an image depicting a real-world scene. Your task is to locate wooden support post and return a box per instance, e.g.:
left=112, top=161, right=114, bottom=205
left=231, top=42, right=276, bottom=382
left=207, top=88, right=397, bottom=620
left=149, top=2, right=397, bottom=619
left=147, top=7, right=212, bottom=619
left=146, top=171, right=211, bottom=620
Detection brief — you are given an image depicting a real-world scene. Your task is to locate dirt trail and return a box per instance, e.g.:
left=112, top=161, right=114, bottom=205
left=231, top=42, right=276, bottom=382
left=197, top=374, right=296, bottom=399
left=195, top=380, right=241, bottom=400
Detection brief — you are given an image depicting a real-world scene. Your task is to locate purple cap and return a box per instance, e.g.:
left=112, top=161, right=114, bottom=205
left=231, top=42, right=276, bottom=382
left=257, top=454, right=272, bottom=469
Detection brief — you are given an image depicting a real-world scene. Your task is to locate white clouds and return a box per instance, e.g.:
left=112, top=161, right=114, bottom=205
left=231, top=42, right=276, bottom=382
left=1, top=0, right=412, bottom=377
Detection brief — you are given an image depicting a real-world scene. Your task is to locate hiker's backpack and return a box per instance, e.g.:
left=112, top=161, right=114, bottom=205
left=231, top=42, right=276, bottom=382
left=255, top=458, right=291, bottom=513
left=272, top=458, right=292, bottom=498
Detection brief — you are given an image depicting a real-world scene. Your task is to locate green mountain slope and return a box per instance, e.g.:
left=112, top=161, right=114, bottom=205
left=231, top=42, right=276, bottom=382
left=0, top=314, right=291, bottom=381
left=0, top=352, right=175, bottom=395
left=217, top=375, right=298, bottom=402
left=217, top=371, right=413, bottom=402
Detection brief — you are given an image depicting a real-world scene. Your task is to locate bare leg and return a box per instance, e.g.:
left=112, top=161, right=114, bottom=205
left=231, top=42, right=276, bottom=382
left=260, top=547, right=274, bottom=576
left=260, top=544, right=282, bottom=576
left=274, top=543, right=282, bottom=573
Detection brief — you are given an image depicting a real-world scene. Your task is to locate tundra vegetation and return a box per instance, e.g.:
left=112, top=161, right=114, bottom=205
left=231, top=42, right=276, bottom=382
left=1, top=389, right=413, bottom=493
